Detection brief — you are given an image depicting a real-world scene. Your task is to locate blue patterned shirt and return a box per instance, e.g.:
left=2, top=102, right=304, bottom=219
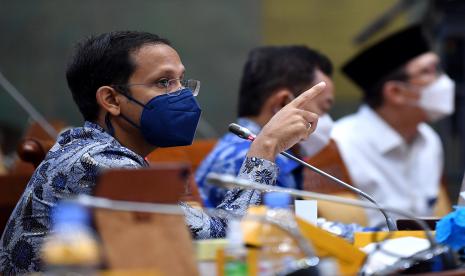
left=196, top=118, right=301, bottom=208
left=0, top=121, right=278, bottom=274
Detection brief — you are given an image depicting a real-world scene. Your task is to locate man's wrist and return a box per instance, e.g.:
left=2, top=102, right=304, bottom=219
left=247, top=136, right=279, bottom=161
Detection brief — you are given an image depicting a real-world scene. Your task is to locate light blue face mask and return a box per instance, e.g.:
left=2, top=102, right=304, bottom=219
left=109, top=88, right=202, bottom=147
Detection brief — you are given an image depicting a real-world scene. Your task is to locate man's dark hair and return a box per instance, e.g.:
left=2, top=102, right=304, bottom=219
left=66, top=31, right=171, bottom=121
left=315, top=51, right=333, bottom=77
left=365, top=66, right=408, bottom=109
left=237, top=46, right=332, bottom=117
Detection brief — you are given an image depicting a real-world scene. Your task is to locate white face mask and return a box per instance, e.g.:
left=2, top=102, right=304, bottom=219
left=299, top=114, right=334, bottom=157
left=418, top=74, right=455, bottom=122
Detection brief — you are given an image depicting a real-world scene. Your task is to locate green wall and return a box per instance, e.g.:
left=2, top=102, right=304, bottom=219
left=262, top=0, right=405, bottom=117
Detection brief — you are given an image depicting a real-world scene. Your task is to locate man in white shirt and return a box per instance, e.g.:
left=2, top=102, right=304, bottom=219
left=331, top=25, right=456, bottom=227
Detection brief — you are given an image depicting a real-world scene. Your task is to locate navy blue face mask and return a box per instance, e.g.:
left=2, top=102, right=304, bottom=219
left=113, top=88, right=202, bottom=147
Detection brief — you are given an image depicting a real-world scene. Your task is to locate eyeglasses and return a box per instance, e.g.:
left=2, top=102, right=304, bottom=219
left=113, top=78, right=200, bottom=96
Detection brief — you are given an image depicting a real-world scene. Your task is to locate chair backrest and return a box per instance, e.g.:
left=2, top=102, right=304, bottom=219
left=0, top=122, right=63, bottom=232
left=94, top=164, right=191, bottom=204
left=145, top=139, right=217, bottom=206
left=17, top=138, right=55, bottom=168
left=146, top=139, right=217, bottom=172
left=11, top=120, right=64, bottom=174
left=303, top=139, right=352, bottom=193
left=303, top=139, right=368, bottom=226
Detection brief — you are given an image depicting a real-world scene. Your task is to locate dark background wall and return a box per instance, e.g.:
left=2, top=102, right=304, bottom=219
left=0, top=0, right=261, bottom=139
left=1, top=0, right=462, bottom=199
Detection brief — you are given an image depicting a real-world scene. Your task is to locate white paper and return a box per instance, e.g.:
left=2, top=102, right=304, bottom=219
left=361, top=237, right=429, bottom=275
left=295, top=200, right=317, bottom=225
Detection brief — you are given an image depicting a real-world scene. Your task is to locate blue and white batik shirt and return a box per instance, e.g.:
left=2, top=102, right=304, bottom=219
left=0, top=121, right=279, bottom=274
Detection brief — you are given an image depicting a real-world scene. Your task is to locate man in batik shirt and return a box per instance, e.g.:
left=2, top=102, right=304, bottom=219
left=0, top=31, right=323, bottom=274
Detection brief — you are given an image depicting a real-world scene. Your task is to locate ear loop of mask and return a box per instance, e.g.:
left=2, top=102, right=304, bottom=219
left=110, top=86, right=152, bottom=130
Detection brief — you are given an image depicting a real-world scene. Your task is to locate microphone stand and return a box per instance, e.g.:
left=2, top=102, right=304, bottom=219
left=0, top=70, right=57, bottom=139
left=228, top=123, right=397, bottom=231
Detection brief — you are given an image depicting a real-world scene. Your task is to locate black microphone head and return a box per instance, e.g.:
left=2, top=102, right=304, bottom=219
left=228, top=123, right=255, bottom=140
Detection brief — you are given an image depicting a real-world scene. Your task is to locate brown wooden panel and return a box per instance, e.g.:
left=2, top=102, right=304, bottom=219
left=93, top=165, right=198, bottom=274
left=146, top=139, right=216, bottom=172
left=94, top=164, right=191, bottom=204
left=145, top=139, right=216, bottom=205
left=95, top=210, right=198, bottom=275
left=303, top=139, right=353, bottom=194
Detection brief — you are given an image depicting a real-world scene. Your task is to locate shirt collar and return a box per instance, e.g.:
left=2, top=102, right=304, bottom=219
left=83, top=121, right=148, bottom=166
left=84, top=121, right=106, bottom=132
left=358, top=105, right=406, bottom=154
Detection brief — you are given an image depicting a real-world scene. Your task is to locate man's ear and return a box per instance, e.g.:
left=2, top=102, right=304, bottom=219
left=96, top=86, right=121, bottom=116
left=272, top=90, right=294, bottom=109
left=383, top=81, right=408, bottom=106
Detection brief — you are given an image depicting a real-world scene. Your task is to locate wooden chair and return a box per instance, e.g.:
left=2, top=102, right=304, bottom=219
left=0, top=121, right=63, bottom=233
left=146, top=139, right=217, bottom=172
left=146, top=139, right=217, bottom=206
left=303, top=139, right=369, bottom=226
left=17, top=138, right=55, bottom=168
left=10, top=120, right=64, bottom=175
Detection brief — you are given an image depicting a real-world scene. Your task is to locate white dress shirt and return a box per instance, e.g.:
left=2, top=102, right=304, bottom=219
left=331, top=105, right=443, bottom=227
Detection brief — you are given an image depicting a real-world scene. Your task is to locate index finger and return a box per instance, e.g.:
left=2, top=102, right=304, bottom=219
left=288, top=82, right=326, bottom=110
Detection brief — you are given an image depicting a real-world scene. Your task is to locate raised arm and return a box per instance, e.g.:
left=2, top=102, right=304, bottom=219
left=182, top=82, right=326, bottom=239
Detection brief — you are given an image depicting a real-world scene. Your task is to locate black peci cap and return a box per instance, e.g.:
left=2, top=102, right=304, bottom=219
left=342, top=25, right=431, bottom=94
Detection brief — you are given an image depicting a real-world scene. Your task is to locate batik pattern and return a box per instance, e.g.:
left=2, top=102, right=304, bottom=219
left=0, top=122, right=279, bottom=274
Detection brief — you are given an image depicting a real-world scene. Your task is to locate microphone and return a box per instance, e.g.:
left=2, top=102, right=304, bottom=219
left=228, top=123, right=256, bottom=141
left=228, top=123, right=397, bottom=231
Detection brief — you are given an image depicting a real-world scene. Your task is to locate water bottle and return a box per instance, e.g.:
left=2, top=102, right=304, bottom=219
left=41, top=201, right=100, bottom=275
left=224, top=219, right=248, bottom=276
left=258, top=192, right=303, bottom=276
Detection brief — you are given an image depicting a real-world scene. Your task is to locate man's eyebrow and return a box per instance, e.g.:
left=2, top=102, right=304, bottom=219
left=146, top=68, right=185, bottom=81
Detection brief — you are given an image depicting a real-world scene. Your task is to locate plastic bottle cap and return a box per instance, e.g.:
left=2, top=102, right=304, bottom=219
left=263, top=192, right=291, bottom=208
